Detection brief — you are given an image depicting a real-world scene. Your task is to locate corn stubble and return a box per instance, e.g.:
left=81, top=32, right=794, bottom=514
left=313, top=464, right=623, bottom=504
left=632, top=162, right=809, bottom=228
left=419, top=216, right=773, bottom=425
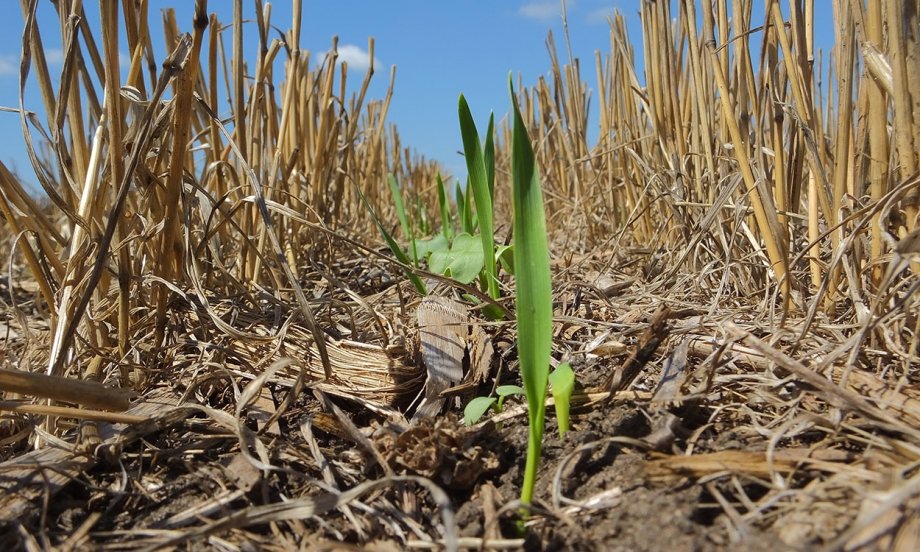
left=1, top=1, right=440, bottom=426
left=498, top=1, right=918, bottom=347
left=0, top=0, right=918, bottom=547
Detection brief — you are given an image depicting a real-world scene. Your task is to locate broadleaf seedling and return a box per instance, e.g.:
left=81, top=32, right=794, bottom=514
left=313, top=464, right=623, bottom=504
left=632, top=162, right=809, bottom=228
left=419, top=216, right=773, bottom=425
left=463, top=384, right=525, bottom=425
left=427, top=232, right=485, bottom=285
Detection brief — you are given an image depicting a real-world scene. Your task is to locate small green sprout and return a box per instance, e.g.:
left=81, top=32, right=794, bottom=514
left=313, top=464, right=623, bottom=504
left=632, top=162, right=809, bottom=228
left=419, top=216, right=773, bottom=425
left=463, top=385, right=525, bottom=425
left=357, top=180, right=427, bottom=295
left=548, top=362, right=575, bottom=436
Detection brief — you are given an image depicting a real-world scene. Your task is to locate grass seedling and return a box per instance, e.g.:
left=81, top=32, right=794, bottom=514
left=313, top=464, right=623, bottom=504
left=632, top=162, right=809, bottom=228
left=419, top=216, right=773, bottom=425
left=508, top=75, right=554, bottom=511
left=437, top=174, right=453, bottom=241
left=458, top=97, right=501, bottom=315
left=388, top=174, right=419, bottom=266
left=456, top=180, right=473, bottom=235
left=548, top=362, right=575, bottom=436
left=380, top=104, right=509, bottom=315
left=357, top=181, right=428, bottom=295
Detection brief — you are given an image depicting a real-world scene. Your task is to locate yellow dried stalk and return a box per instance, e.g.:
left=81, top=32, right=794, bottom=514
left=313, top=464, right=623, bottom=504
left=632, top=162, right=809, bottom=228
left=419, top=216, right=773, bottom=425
left=864, top=0, right=889, bottom=284
left=490, top=0, right=917, bottom=323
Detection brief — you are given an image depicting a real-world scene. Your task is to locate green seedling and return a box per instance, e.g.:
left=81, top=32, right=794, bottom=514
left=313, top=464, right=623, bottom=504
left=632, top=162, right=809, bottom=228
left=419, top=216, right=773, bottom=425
left=548, top=362, right=575, bottom=436
left=388, top=174, right=419, bottom=266
left=463, top=384, right=524, bottom=425
left=496, top=244, right=515, bottom=275
left=412, top=234, right=448, bottom=260
left=380, top=105, right=506, bottom=317
left=414, top=195, right=431, bottom=236
left=456, top=180, right=473, bottom=235
left=357, top=180, right=427, bottom=295
left=463, top=366, right=574, bottom=434
left=458, top=97, right=501, bottom=312
left=381, top=172, right=506, bottom=299
left=509, top=75, right=554, bottom=511
left=368, top=95, right=511, bottom=321
left=426, top=232, right=485, bottom=285
left=437, top=174, right=453, bottom=241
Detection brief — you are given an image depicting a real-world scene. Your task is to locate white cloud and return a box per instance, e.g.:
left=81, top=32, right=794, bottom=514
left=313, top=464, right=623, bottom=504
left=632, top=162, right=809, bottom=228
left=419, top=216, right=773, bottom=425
left=587, top=7, right=614, bottom=25
left=0, top=56, right=16, bottom=76
left=519, top=1, right=560, bottom=21
left=45, top=47, right=130, bottom=67
left=334, top=44, right=381, bottom=72
left=45, top=48, right=64, bottom=64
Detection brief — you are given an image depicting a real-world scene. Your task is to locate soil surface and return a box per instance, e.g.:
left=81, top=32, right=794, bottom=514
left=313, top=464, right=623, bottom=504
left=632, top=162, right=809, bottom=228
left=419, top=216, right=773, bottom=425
left=2, top=247, right=917, bottom=551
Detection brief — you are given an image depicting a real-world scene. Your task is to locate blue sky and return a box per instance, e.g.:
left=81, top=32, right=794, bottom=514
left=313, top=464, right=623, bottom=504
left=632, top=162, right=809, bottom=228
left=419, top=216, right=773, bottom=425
left=1, top=1, right=836, bottom=188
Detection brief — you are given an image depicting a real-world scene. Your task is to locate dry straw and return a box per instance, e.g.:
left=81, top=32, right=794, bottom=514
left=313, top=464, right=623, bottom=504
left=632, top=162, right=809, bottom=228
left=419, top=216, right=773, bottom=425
left=1, top=0, right=919, bottom=548
left=495, top=0, right=918, bottom=343
left=1, top=0, right=439, bottom=432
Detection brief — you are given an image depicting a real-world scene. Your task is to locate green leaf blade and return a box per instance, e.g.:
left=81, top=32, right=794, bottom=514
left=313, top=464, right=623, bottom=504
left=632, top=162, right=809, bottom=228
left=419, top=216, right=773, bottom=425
left=484, top=113, right=496, bottom=200
left=412, top=234, right=449, bottom=260
left=356, top=181, right=427, bottom=295
left=464, top=396, right=497, bottom=425
left=388, top=174, right=418, bottom=265
left=458, top=95, right=500, bottom=306
left=437, top=173, right=453, bottom=241
left=496, top=244, right=515, bottom=275
left=496, top=384, right=525, bottom=397
left=509, top=75, right=553, bottom=507
left=549, top=362, right=575, bottom=437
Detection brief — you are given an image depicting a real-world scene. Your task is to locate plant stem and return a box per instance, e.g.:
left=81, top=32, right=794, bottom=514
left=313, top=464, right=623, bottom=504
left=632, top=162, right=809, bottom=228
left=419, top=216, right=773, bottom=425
left=520, top=400, right=546, bottom=508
